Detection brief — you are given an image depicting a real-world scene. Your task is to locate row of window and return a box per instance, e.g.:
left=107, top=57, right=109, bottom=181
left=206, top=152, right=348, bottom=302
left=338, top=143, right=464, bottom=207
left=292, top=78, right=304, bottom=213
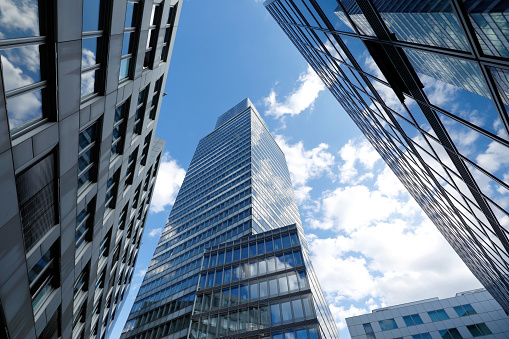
left=196, top=269, right=310, bottom=313
left=148, top=217, right=253, bottom=279
left=199, top=249, right=305, bottom=289
left=124, top=292, right=194, bottom=333
left=192, top=294, right=316, bottom=337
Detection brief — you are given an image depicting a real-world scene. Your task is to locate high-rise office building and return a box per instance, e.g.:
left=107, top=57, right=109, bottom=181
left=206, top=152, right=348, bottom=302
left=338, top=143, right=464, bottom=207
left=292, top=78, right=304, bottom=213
left=121, top=99, right=339, bottom=338
left=264, top=0, right=509, bottom=314
left=346, top=288, right=509, bottom=339
left=0, top=0, right=180, bottom=338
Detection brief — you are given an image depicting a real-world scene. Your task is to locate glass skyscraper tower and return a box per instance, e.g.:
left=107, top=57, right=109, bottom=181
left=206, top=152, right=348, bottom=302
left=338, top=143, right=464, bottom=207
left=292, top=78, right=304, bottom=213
left=121, top=99, right=339, bottom=338
left=264, top=0, right=509, bottom=315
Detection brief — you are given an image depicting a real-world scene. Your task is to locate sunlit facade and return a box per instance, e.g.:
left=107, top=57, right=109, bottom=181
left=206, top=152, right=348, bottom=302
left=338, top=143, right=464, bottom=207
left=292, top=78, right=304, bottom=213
left=121, top=99, right=339, bottom=338
left=264, top=0, right=509, bottom=314
left=0, top=0, right=180, bottom=338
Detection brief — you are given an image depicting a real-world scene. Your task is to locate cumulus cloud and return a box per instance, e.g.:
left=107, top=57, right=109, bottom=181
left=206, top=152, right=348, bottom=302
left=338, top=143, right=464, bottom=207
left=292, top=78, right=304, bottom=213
left=264, top=65, right=325, bottom=120
left=150, top=152, right=186, bottom=213
left=0, top=0, right=39, bottom=36
left=275, top=135, right=335, bottom=203
left=148, top=227, right=163, bottom=237
left=338, top=138, right=381, bottom=183
left=329, top=304, right=368, bottom=330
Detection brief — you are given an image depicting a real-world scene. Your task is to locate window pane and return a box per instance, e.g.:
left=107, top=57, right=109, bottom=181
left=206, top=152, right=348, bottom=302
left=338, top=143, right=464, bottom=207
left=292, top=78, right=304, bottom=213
left=437, top=309, right=450, bottom=320
left=82, top=37, right=98, bottom=68
left=0, top=0, right=40, bottom=39
left=125, top=2, right=136, bottom=28
left=270, top=304, right=281, bottom=324
left=119, top=58, right=131, bottom=80
left=292, top=299, right=304, bottom=320
left=122, top=32, right=133, bottom=56
left=428, top=311, right=440, bottom=322
left=1, top=45, right=41, bottom=92
left=7, top=89, right=43, bottom=134
left=82, top=0, right=101, bottom=32
left=281, top=301, right=292, bottom=322
left=379, top=319, right=398, bottom=331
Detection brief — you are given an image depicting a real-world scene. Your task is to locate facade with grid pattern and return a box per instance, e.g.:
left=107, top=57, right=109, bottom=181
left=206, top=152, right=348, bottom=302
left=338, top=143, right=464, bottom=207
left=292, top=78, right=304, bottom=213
left=0, top=0, right=181, bottom=338
left=121, top=99, right=339, bottom=338
left=264, top=0, right=509, bottom=314
left=347, top=289, right=509, bottom=339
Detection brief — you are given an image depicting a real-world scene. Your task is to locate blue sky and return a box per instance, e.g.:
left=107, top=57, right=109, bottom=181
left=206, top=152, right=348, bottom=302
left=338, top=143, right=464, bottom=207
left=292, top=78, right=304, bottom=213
left=110, top=1, right=483, bottom=338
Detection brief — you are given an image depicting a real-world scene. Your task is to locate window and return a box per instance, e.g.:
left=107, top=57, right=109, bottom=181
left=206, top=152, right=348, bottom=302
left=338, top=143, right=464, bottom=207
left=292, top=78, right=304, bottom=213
left=378, top=319, right=398, bottom=331
left=1, top=1, right=53, bottom=137
left=133, top=86, right=148, bottom=135
left=120, top=0, right=141, bottom=80
left=428, top=309, right=449, bottom=322
left=132, top=184, right=141, bottom=210
left=144, top=3, right=162, bottom=68
left=73, top=264, right=90, bottom=308
left=161, top=4, right=177, bottom=62
left=467, top=323, right=492, bottom=337
left=76, top=198, right=95, bottom=256
left=149, top=76, right=163, bottom=119
left=111, top=100, right=129, bottom=157
left=140, top=132, right=152, bottom=166
left=363, top=323, right=375, bottom=339
left=99, top=231, right=111, bottom=258
left=125, top=147, right=138, bottom=188
left=143, top=166, right=153, bottom=191
left=439, top=328, right=463, bottom=339
left=38, top=307, right=61, bottom=339
left=403, top=314, right=423, bottom=326
left=453, top=304, right=477, bottom=317
left=412, top=334, right=432, bottom=339
left=28, top=244, right=58, bottom=313
left=118, top=203, right=129, bottom=231
left=16, top=152, right=57, bottom=251
left=105, top=169, right=120, bottom=210
left=81, top=0, right=105, bottom=99
left=78, top=121, right=101, bottom=191
left=72, top=302, right=86, bottom=338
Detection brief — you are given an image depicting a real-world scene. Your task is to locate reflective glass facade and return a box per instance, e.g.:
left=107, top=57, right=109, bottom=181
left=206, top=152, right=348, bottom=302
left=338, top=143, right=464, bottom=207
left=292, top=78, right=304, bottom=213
left=121, top=99, right=339, bottom=338
left=264, top=0, right=509, bottom=313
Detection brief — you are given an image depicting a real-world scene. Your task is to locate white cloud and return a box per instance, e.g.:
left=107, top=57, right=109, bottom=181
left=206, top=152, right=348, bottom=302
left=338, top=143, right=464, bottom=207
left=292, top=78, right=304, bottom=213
left=275, top=135, right=335, bottom=203
left=148, top=227, right=162, bottom=237
left=135, top=269, right=147, bottom=278
left=338, top=138, right=381, bottom=183
left=264, top=65, right=325, bottom=119
left=476, top=140, right=509, bottom=174
left=150, top=152, right=186, bottom=213
left=329, top=304, right=367, bottom=330
left=0, top=0, right=39, bottom=36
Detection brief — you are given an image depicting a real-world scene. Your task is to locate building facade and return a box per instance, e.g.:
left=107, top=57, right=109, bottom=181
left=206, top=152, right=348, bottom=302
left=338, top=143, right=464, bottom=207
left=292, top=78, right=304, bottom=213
left=0, top=0, right=181, bottom=338
left=346, top=288, right=509, bottom=339
left=264, top=0, right=509, bottom=313
left=121, top=99, right=339, bottom=338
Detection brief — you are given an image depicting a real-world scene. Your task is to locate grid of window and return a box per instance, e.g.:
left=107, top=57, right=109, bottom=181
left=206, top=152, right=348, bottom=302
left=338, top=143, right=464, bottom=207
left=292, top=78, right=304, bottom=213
left=81, top=0, right=105, bottom=99
left=120, top=0, right=141, bottom=80
left=428, top=309, right=450, bottom=322
left=144, top=2, right=162, bottom=69
left=16, top=152, right=57, bottom=252
left=453, top=304, right=477, bottom=317
left=149, top=76, right=163, bottom=119
left=264, top=0, right=509, bottom=314
left=76, top=198, right=95, bottom=256
left=467, top=323, right=492, bottom=337
left=78, top=121, right=100, bottom=191
left=111, top=100, right=129, bottom=157
left=133, top=86, right=148, bottom=136
left=28, top=244, right=58, bottom=313
left=125, top=147, right=138, bottom=188
left=403, top=313, right=423, bottom=326
left=160, top=3, right=178, bottom=62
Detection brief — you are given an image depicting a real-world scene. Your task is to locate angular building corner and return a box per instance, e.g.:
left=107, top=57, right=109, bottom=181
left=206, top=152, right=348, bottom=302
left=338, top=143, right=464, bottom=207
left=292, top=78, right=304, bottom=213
left=264, top=0, right=509, bottom=314
left=121, top=99, right=340, bottom=338
left=0, top=0, right=181, bottom=338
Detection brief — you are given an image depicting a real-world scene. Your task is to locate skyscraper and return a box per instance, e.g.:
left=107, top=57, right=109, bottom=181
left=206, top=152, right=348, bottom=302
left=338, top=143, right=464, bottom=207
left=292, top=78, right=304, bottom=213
left=121, top=99, right=339, bottom=338
left=264, top=0, right=509, bottom=313
left=0, top=0, right=180, bottom=338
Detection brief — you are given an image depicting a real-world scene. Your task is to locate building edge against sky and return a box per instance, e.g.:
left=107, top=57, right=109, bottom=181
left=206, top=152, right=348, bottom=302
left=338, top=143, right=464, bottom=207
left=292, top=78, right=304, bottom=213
left=264, top=0, right=509, bottom=314
left=347, top=288, right=509, bottom=339
left=121, top=98, right=340, bottom=338
left=0, top=0, right=181, bottom=338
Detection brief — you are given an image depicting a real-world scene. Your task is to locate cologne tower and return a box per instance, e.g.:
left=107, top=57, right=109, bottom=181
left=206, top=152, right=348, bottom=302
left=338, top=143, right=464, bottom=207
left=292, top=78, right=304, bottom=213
left=121, top=99, right=339, bottom=338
